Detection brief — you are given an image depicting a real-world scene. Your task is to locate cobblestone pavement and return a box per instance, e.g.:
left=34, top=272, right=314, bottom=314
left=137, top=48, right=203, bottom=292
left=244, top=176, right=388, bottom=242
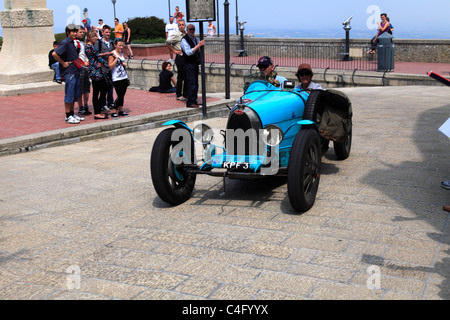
left=0, top=86, right=449, bottom=300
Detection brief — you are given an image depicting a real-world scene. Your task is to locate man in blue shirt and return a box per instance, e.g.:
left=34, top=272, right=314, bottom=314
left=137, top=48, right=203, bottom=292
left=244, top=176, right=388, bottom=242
left=52, top=24, right=85, bottom=124
left=257, top=56, right=287, bottom=88
left=181, top=24, right=205, bottom=108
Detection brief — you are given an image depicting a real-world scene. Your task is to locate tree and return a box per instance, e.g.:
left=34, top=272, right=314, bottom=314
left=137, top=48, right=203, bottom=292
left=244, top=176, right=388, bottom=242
left=127, top=16, right=166, bottom=40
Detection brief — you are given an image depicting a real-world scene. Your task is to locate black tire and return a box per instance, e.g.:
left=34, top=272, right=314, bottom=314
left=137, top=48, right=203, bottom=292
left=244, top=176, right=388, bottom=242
left=150, top=128, right=196, bottom=205
left=333, top=127, right=352, bottom=160
left=287, top=129, right=322, bottom=212
left=303, top=90, right=324, bottom=122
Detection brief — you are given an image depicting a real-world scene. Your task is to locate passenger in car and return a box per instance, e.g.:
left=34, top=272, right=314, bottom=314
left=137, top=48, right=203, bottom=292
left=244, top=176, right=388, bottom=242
left=256, top=56, right=287, bottom=88
left=295, top=63, right=323, bottom=92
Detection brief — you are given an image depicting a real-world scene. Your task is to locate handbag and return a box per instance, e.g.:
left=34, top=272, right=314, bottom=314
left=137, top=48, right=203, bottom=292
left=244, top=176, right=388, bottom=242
left=103, top=72, right=114, bottom=91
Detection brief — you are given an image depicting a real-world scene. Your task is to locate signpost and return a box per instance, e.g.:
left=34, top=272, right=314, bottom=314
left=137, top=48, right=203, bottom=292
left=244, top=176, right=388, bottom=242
left=186, top=0, right=216, bottom=119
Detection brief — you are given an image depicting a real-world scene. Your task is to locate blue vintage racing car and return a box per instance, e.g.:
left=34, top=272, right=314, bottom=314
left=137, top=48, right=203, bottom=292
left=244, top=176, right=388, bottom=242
left=150, top=75, right=352, bottom=212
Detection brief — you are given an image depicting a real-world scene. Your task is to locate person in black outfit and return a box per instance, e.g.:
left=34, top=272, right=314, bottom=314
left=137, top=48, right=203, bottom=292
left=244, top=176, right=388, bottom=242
left=158, top=61, right=177, bottom=93
left=48, top=41, right=62, bottom=83
left=180, top=24, right=205, bottom=108
left=94, top=25, right=115, bottom=111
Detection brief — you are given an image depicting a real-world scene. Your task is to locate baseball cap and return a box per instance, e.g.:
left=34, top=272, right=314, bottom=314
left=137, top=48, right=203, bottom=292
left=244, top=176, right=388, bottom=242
left=298, top=63, right=312, bottom=72
left=66, top=24, right=79, bottom=31
left=82, top=19, right=87, bottom=23
left=257, top=56, right=273, bottom=68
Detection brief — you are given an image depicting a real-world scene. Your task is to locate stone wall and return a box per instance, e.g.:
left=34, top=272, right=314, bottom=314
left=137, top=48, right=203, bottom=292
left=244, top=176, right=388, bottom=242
left=126, top=59, right=445, bottom=94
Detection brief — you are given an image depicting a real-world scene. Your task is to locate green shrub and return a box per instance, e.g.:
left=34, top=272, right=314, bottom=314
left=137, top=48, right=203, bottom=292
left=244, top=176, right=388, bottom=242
left=127, top=16, right=165, bottom=40
left=54, top=33, right=66, bottom=42
left=131, top=38, right=166, bottom=44
left=51, top=15, right=166, bottom=44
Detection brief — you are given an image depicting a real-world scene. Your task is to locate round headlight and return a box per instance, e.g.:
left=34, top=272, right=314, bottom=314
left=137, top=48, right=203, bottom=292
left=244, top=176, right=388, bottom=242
left=261, top=125, right=284, bottom=147
left=193, top=123, right=214, bottom=144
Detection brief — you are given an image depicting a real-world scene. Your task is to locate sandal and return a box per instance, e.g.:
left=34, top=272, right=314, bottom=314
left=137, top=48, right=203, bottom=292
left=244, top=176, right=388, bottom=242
left=94, top=115, right=108, bottom=120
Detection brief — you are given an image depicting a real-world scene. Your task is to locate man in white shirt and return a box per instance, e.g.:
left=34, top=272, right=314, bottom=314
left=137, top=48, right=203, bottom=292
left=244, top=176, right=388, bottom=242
left=92, top=19, right=104, bottom=39
left=165, top=16, right=178, bottom=61
left=166, top=19, right=187, bottom=100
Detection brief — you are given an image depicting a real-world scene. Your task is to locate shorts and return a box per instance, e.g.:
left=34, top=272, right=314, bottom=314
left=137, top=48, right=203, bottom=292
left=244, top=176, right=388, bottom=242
left=64, top=73, right=80, bottom=104
left=79, top=67, right=91, bottom=94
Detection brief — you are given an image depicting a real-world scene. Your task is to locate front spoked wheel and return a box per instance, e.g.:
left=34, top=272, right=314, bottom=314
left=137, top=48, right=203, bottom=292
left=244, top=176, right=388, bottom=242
left=150, top=128, right=196, bottom=205
left=287, top=129, right=322, bottom=212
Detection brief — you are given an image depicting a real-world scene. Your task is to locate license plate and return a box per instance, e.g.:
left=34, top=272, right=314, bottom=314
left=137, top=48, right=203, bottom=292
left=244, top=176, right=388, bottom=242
left=222, top=161, right=251, bottom=170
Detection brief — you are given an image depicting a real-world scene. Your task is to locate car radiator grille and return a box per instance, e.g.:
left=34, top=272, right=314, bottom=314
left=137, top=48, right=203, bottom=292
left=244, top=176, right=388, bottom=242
left=226, top=109, right=263, bottom=157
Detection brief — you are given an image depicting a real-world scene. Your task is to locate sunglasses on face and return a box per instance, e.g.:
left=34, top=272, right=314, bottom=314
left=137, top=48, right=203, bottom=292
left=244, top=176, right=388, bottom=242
left=258, top=65, right=268, bottom=71
left=188, top=28, right=195, bottom=31
left=299, top=71, right=312, bottom=77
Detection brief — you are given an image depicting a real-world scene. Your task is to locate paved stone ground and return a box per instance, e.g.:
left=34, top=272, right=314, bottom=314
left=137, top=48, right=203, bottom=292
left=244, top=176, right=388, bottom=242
left=0, top=86, right=449, bottom=300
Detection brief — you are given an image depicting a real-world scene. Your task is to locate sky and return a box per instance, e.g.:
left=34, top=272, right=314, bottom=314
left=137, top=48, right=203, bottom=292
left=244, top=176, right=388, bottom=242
left=1, top=0, right=450, bottom=39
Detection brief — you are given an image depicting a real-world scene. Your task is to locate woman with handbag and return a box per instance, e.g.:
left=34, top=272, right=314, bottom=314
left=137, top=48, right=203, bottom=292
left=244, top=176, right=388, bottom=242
left=85, top=30, right=110, bottom=120
left=109, top=39, right=130, bottom=118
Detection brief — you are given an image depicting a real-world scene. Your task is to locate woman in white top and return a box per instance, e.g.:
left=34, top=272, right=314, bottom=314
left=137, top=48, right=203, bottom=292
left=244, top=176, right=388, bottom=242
left=109, top=39, right=130, bottom=118
left=207, top=21, right=216, bottom=37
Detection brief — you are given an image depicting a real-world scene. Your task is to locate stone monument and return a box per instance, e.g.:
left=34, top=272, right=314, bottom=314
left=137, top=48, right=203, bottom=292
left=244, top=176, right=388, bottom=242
left=0, top=0, right=60, bottom=96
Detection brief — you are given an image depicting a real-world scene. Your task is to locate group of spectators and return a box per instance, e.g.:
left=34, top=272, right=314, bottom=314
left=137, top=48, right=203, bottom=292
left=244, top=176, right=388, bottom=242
left=50, top=9, right=392, bottom=120
left=50, top=21, right=131, bottom=124
left=151, top=6, right=216, bottom=109
left=157, top=10, right=205, bottom=109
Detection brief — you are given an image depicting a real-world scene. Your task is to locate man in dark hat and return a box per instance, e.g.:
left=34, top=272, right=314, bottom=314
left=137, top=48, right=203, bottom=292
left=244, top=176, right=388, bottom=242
left=256, top=56, right=287, bottom=88
left=295, top=63, right=323, bottom=92
left=181, top=24, right=205, bottom=108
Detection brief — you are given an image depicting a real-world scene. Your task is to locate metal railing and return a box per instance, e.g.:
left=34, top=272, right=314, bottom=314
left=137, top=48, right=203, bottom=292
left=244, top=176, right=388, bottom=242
left=203, top=42, right=378, bottom=71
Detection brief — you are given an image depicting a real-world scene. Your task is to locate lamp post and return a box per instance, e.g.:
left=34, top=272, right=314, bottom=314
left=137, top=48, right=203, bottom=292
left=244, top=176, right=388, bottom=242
left=235, top=0, right=239, bottom=35
left=168, top=0, right=171, bottom=18
left=111, top=0, right=117, bottom=20
left=216, top=0, right=220, bottom=36
left=224, top=0, right=230, bottom=99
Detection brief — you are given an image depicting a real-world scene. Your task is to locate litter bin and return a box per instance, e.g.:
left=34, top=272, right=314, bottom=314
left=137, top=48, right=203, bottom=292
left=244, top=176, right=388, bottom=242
left=377, top=33, right=394, bottom=71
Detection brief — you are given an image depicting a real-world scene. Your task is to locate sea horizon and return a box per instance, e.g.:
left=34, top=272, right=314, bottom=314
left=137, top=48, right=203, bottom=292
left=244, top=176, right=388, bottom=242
left=228, top=27, right=450, bottom=40
left=1, top=27, right=447, bottom=41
